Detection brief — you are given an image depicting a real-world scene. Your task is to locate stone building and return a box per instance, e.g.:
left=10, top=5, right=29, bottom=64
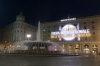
left=40, top=15, right=100, bottom=54
left=2, top=13, right=37, bottom=44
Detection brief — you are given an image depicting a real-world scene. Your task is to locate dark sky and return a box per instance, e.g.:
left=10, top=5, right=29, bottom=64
left=0, top=0, right=100, bottom=28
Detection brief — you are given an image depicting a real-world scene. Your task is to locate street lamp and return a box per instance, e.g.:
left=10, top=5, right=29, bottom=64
left=26, top=34, right=31, bottom=40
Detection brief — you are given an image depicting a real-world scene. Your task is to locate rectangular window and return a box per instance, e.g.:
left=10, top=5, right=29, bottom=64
left=48, top=26, right=50, bottom=28
left=61, top=25, right=64, bottom=28
left=43, top=35, right=45, bottom=37
left=85, top=37, right=87, bottom=41
left=92, top=26, right=95, bottom=29
left=92, top=21, right=94, bottom=24
left=93, top=32, right=95, bottom=34
left=93, top=36, right=96, bottom=41
left=84, top=22, right=86, bottom=24
left=48, top=30, right=50, bottom=33
left=84, top=26, right=87, bottom=29
left=74, top=24, right=77, bottom=26
left=43, top=29, right=46, bottom=33
left=54, top=29, right=55, bottom=31
left=48, top=35, right=50, bottom=37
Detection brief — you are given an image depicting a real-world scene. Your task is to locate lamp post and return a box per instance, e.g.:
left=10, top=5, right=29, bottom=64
left=26, top=34, right=31, bottom=40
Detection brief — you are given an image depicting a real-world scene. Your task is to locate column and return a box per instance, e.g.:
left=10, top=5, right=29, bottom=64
left=98, top=43, right=100, bottom=54
left=79, top=43, right=82, bottom=54
left=89, top=44, right=92, bottom=54
left=71, top=44, right=74, bottom=54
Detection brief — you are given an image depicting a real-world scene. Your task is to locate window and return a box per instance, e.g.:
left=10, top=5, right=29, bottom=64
left=84, top=22, right=86, bottom=24
left=48, top=35, right=50, bottom=37
left=84, top=26, right=86, bottom=29
left=43, top=35, right=45, bottom=37
left=93, top=36, right=96, bottom=41
left=92, top=26, right=95, bottom=29
left=93, top=32, right=95, bottom=34
left=43, top=29, right=46, bottom=33
left=48, top=26, right=50, bottom=28
left=48, top=30, right=50, bottom=33
left=92, top=21, right=94, bottom=24
left=85, top=37, right=87, bottom=41
left=43, top=27, right=45, bottom=28
left=75, top=44, right=79, bottom=48
left=74, top=24, right=77, bottom=26
left=43, top=29, right=46, bottom=32
left=54, top=26, right=55, bottom=27
left=61, top=25, right=64, bottom=27
left=54, top=29, right=55, bottom=31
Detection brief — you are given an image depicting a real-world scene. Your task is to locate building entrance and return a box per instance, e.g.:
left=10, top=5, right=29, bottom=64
left=92, top=44, right=98, bottom=54
left=84, top=44, right=90, bottom=53
left=74, top=44, right=79, bottom=54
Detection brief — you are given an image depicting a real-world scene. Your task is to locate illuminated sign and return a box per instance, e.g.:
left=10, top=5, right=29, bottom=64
left=51, top=24, right=91, bottom=41
left=61, top=18, right=76, bottom=22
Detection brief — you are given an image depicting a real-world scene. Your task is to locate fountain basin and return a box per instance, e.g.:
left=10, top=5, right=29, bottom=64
left=5, top=41, right=67, bottom=54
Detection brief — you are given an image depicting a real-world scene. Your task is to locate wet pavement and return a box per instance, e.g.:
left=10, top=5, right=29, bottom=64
left=0, top=54, right=100, bottom=66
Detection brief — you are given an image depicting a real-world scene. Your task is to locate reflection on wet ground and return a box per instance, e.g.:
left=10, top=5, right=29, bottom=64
left=0, top=54, right=100, bottom=66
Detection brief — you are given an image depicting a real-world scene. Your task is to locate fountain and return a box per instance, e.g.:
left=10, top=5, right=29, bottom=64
left=5, top=21, right=67, bottom=55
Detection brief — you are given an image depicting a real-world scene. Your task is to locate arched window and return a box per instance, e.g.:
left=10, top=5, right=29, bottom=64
left=92, top=44, right=97, bottom=47
left=84, top=44, right=89, bottom=47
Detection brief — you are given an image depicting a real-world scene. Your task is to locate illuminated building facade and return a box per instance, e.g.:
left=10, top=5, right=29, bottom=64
left=2, top=13, right=37, bottom=44
left=40, top=15, right=100, bottom=54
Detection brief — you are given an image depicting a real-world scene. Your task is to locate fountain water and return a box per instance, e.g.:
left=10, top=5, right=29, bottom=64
left=5, top=21, right=67, bottom=54
left=5, top=41, right=66, bottom=53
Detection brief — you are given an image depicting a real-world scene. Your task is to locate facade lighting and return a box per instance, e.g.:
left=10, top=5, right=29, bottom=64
left=26, top=34, right=31, bottom=40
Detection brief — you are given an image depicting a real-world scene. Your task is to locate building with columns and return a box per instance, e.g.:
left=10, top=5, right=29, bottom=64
left=2, top=13, right=37, bottom=44
left=40, top=15, right=100, bottom=54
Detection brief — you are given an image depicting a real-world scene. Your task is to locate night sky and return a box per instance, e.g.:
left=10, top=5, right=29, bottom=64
left=0, top=0, right=100, bottom=28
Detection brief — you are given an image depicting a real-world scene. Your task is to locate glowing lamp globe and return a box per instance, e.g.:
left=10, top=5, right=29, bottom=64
left=27, top=34, right=31, bottom=38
